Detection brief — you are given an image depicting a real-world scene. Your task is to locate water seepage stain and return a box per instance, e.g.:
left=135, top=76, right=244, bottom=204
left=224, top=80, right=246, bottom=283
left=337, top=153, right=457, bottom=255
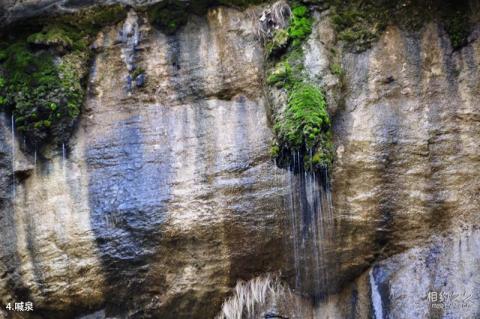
left=286, top=151, right=334, bottom=302
left=87, top=115, right=172, bottom=312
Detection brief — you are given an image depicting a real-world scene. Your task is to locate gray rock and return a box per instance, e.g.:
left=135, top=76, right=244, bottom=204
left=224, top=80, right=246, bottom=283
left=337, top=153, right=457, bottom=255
left=0, top=4, right=478, bottom=319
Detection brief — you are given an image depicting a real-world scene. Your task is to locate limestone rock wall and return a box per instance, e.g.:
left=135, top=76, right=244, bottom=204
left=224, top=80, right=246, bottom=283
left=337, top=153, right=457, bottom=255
left=0, top=7, right=292, bottom=319
left=0, top=3, right=478, bottom=319
left=331, top=22, right=480, bottom=284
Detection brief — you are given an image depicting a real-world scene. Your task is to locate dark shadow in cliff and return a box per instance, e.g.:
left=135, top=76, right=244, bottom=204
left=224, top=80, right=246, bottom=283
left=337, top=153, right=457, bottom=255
left=87, top=114, right=173, bottom=316
left=163, top=14, right=209, bottom=105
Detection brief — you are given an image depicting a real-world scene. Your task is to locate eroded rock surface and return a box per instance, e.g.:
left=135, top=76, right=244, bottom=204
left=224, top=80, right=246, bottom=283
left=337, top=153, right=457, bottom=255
left=0, top=3, right=478, bottom=319
left=1, top=7, right=291, bottom=319
left=331, top=23, right=480, bottom=283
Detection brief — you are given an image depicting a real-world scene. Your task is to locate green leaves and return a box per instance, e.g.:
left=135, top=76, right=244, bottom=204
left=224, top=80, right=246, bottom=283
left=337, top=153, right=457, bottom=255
left=288, top=5, right=312, bottom=47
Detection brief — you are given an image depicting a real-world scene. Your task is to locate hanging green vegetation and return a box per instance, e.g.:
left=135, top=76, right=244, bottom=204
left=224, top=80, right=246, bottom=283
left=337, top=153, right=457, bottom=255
left=275, top=83, right=330, bottom=149
left=0, top=40, right=87, bottom=145
left=0, top=5, right=126, bottom=148
left=265, top=2, right=334, bottom=171
left=442, top=0, right=471, bottom=50
left=288, top=5, right=313, bottom=47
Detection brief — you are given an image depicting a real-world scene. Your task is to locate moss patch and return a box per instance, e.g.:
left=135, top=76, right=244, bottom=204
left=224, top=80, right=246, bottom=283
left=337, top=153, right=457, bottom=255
left=0, top=5, right=126, bottom=148
left=267, top=61, right=292, bottom=87
left=266, top=29, right=290, bottom=57
left=329, top=0, right=473, bottom=52
left=27, top=25, right=75, bottom=51
left=275, top=83, right=331, bottom=148
left=147, top=1, right=192, bottom=34
left=146, top=0, right=266, bottom=34
left=442, top=0, right=471, bottom=49
left=0, top=41, right=86, bottom=145
left=265, top=2, right=333, bottom=171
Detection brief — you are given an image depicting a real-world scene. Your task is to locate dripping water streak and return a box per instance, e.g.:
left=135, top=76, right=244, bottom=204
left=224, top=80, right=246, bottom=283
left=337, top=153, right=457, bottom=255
left=288, top=169, right=300, bottom=291
left=62, top=143, right=66, bottom=171
left=285, top=149, right=335, bottom=300
left=370, top=268, right=383, bottom=319
left=309, top=173, right=321, bottom=297
left=11, top=115, right=15, bottom=200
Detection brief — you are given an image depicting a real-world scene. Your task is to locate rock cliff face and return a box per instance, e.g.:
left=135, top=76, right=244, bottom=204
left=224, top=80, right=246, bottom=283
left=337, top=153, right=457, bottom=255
left=1, top=6, right=294, bottom=318
left=0, top=0, right=158, bottom=27
left=0, top=2, right=479, bottom=319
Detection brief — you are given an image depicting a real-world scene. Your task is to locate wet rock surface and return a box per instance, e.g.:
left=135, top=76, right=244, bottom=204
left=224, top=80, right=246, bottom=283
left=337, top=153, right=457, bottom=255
left=331, top=23, right=480, bottom=284
left=0, top=3, right=478, bottom=319
left=1, top=7, right=291, bottom=319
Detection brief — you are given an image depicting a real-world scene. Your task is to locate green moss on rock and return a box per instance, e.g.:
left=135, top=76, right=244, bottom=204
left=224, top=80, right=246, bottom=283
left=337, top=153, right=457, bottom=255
left=275, top=83, right=330, bottom=149
left=0, top=5, right=126, bottom=148
left=147, top=1, right=191, bottom=34
left=329, top=0, right=389, bottom=52
left=145, top=0, right=267, bottom=34
left=270, top=143, right=280, bottom=158
left=442, top=0, right=471, bottom=49
left=267, top=61, right=292, bottom=87
left=266, top=29, right=290, bottom=56
left=0, top=41, right=87, bottom=144
left=263, top=2, right=334, bottom=171
left=329, top=0, right=473, bottom=52
left=27, top=25, right=75, bottom=51
left=272, top=82, right=334, bottom=170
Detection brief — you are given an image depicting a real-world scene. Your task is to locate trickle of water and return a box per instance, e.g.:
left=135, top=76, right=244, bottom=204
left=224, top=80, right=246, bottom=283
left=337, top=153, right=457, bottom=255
left=285, top=152, right=334, bottom=300
left=370, top=268, right=383, bottom=319
left=62, top=143, right=66, bottom=172
left=11, top=115, right=15, bottom=200
left=273, top=158, right=278, bottom=186
left=287, top=169, right=300, bottom=290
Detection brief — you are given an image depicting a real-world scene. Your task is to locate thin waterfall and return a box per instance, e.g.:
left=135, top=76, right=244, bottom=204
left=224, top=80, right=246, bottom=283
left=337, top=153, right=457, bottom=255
left=62, top=143, right=66, bottom=172
left=11, top=115, right=15, bottom=200
left=285, top=151, right=334, bottom=301
left=287, top=168, right=301, bottom=290
left=370, top=268, right=383, bottom=319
